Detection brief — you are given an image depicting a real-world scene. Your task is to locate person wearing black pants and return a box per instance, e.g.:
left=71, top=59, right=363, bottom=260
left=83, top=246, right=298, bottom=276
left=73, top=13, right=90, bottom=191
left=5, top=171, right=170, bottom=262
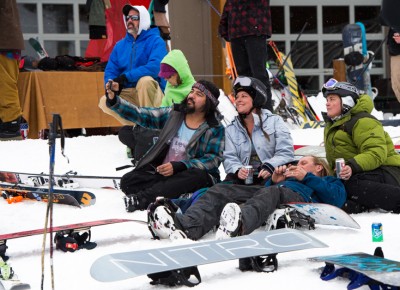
left=230, top=35, right=272, bottom=111
left=148, top=156, right=346, bottom=241
left=219, top=0, right=273, bottom=111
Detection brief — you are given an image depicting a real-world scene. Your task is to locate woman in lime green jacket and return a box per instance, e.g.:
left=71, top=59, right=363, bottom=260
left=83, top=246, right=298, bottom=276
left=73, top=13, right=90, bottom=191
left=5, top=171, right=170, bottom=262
left=322, top=79, right=400, bottom=213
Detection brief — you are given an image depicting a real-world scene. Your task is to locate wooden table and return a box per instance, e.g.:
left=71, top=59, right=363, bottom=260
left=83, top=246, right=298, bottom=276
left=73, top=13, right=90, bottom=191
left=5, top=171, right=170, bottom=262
left=17, top=71, right=121, bottom=138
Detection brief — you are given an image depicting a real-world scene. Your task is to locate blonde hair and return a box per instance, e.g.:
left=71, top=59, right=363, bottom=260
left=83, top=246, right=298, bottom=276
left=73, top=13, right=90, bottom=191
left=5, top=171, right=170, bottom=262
left=307, top=155, right=331, bottom=177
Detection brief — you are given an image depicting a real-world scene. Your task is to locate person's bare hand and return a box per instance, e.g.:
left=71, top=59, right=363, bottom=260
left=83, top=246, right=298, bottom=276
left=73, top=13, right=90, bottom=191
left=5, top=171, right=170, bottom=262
left=339, top=164, right=353, bottom=180
left=284, top=165, right=307, bottom=181
left=393, top=33, right=400, bottom=44
left=258, top=169, right=271, bottom=180
left=271, top=164, right=288, bottom=184
left=156, top=163, right=174, bottom=176
left=238, top=167, right=250, bottom=180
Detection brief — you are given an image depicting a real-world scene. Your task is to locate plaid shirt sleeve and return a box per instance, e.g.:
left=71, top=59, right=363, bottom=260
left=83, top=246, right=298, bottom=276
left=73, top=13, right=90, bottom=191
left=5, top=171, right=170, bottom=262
left=110, top=97, right=171, bottom=128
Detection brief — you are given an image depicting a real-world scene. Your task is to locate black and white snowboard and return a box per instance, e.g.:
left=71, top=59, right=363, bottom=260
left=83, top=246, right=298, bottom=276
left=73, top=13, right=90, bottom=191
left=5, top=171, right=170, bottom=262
left=90, top=228, right=327, bottom=282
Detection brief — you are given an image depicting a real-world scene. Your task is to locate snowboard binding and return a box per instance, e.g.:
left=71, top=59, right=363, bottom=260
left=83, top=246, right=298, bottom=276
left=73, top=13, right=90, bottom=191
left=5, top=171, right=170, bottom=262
left=265, top=206, right=316, bottom=231
left=0, top=257, right=13, bottom=280
left=147, top=266, right=201, bottom=287
left=54, top=229, right=97, bottom=252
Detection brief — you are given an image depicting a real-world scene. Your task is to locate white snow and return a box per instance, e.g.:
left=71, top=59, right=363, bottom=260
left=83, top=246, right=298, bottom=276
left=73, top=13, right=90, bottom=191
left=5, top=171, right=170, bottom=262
left=1, top=129, right=400, bottom=290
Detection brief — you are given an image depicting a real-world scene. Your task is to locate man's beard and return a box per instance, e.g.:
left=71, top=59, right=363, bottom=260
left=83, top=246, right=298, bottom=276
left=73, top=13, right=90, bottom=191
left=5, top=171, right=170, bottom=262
left=181, top=98, right=197, bottom=114
left=127, top=26, right=138, bottom=36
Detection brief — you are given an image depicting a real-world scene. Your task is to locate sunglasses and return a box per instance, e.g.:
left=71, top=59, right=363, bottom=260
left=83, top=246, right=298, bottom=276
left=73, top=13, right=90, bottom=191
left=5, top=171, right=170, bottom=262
left=322, top=78, right=359, bottom=94
left=126, top=15, right=140, bottom=21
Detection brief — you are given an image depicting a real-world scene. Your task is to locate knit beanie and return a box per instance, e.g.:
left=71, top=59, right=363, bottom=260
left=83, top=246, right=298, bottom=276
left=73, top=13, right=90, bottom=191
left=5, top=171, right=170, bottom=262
left=158, top=63, right=177, bottom=79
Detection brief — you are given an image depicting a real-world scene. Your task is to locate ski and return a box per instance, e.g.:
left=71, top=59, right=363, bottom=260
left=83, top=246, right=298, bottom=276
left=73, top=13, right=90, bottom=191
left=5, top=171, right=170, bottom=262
left=0, top=171, right=121, bottom=190
left=0, top=219, right=147, bottom=258
left=0, top=182, right=96, bottom=207
left=90, top=228, right=327, bottom=283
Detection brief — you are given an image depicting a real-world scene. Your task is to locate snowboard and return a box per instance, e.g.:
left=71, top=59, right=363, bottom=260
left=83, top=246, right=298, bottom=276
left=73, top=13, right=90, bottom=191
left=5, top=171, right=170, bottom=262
left=0, top=171, right=121, bottom=190
left=356, top=22, right=374, bottom=97
left=28, top=38, right=48, bottom=59
left=269, top=41, right=317, bottom=125
left=310, top=252, right=400, bottom=287
left=0, top=219, right=147, bottom=257
left=0, top=280, right=30, bottom=290
left=0, top=182, right=96, bottom=207
left=285, top=203, right=360, bottom=229
left=90, top=228, right=328, bottom=282
left=342, top=23, right=365, bottom=90
left=0, top=257, right=30, bottom=290
left=294, top=145, right=326, bottom=158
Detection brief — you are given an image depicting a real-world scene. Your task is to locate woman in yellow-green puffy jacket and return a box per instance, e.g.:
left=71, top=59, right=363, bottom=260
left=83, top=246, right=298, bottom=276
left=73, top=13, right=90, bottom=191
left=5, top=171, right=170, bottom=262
left=322, top=78, right=400, bottom=213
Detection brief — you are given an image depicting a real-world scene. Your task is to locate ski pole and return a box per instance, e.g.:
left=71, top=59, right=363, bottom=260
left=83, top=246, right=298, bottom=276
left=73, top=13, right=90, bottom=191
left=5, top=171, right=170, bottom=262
left=353, top=34, right=388, bottom=88
left=275, top=22, right=308, bottom=78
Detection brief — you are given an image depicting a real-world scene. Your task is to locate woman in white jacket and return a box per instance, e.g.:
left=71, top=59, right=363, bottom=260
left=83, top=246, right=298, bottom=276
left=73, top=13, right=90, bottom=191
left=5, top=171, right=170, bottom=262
left=223, top=76, right=294, bottom=185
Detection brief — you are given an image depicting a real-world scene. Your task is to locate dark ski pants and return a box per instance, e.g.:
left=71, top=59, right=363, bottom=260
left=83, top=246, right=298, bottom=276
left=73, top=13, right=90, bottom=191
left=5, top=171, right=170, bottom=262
left=120, top=167, right=214, bottom=208
left=344, top=166, right=400, bottom=212
left=118, top=125, right=135, bottom=149
left=230, top=35, right=273, bottom=111
left=176, top=183, right=304, bottom=240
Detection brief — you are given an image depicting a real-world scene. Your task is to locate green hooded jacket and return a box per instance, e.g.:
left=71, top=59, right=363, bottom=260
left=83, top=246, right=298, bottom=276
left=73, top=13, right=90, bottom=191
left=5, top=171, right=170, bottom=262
left=160, top=49, right=196, bottom=107
left=324, top=94, right=400, bottom=173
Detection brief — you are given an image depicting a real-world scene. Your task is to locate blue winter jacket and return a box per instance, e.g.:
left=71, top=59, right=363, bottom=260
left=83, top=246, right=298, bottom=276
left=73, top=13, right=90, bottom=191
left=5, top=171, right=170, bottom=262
left=104, top=29, right=167, bottom=91
left=265, top=173, right=346, bottom=208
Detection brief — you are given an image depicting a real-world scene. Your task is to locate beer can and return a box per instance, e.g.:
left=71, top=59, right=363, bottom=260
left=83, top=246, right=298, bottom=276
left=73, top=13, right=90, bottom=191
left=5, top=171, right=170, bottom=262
left=20, top=122, right=29, bottom=140
left=335, top=158, right=345, bottom=179
left=372, top=222, right=383, bottom=242
left=244, top=165, right=254, bottom=185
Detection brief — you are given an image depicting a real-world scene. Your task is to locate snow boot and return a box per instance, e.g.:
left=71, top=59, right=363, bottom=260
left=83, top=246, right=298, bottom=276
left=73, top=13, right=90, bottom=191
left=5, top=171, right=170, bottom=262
left=216, top=203, right=242, bottom=239
left=148, top=203, right=186, bottom=240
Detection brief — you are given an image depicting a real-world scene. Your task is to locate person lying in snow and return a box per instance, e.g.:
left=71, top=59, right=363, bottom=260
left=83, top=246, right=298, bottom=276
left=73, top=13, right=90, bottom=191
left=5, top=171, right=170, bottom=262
left=148, top=155, right=346, bottom=240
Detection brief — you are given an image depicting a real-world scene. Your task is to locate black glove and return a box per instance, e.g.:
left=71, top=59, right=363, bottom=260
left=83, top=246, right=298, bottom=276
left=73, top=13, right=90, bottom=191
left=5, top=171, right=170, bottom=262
left=113, top=74, right=127, bottom=95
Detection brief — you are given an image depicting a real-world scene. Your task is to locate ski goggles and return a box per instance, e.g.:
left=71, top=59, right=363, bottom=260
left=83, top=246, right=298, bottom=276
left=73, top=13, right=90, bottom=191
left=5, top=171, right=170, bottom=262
left=234, top=76, right=253, bottom=88
left=322, top=78, right=359, bottom=95
left=126, top=15, right=140, bottom=21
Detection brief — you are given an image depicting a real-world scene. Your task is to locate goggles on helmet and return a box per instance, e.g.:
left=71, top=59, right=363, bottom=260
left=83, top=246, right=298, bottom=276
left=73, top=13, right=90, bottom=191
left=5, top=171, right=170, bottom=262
left=322, top=78, right=359, bottom=95
left=233, top=76, right=253, bottom=88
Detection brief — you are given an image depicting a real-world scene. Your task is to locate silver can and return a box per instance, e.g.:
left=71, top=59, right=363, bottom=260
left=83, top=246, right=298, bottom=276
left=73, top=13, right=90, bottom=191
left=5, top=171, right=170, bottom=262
left=335, top=158, right=345, bottom=179
left=244, top=165, right=254, bottom=185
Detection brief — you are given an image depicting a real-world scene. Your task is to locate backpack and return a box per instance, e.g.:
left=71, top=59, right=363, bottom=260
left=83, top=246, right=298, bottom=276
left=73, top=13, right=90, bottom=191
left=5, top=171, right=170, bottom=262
left=340, top=112, right=377, bottom=136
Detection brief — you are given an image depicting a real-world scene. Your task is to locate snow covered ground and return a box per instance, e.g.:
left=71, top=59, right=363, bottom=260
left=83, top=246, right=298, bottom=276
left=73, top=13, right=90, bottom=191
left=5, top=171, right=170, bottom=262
left=1, top=127, right=400, bottom=290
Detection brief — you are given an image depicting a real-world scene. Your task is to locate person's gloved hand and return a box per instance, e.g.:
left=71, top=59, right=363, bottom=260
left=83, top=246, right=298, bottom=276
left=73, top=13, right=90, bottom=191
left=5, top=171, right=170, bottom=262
left=113, top=74, right=127, bottom=95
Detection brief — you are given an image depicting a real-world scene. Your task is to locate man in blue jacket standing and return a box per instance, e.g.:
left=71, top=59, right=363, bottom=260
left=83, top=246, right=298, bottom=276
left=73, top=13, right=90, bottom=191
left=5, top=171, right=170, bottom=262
left=99, top=5, right=167, bottom=125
